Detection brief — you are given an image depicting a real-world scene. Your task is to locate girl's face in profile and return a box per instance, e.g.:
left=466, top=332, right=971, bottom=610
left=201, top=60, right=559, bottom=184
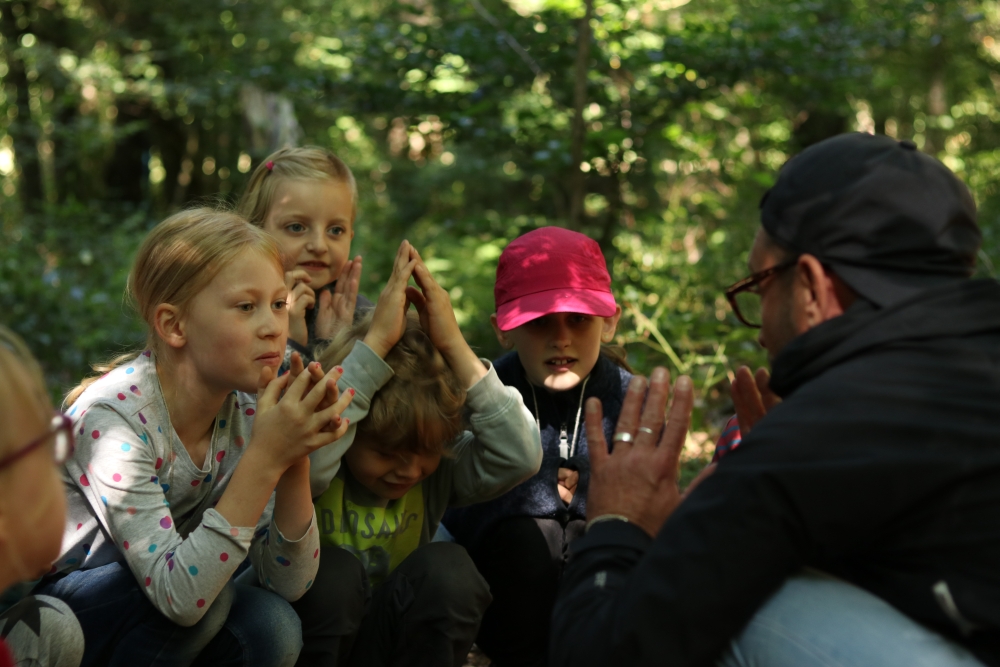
left=173, top=249, right=289, bottom=394
left=0, top=355, right=66, bottom=587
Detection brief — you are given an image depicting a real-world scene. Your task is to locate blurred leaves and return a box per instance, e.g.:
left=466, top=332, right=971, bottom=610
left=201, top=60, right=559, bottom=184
left=2, top=0, right=1000, bottom=440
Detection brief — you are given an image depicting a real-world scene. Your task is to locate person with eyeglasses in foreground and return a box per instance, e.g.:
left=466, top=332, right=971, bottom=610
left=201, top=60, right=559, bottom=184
left=0, top=327, right=84, bottom=667
left=550, top=133, right=1000, bottom=667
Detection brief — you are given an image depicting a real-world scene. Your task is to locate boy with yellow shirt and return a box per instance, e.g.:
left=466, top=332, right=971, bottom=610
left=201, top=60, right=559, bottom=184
left=290, top=241, right=542, bottom=667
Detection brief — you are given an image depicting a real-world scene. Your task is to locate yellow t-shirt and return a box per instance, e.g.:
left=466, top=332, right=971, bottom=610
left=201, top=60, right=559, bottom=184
left=314, top=472, right=425, bottom=587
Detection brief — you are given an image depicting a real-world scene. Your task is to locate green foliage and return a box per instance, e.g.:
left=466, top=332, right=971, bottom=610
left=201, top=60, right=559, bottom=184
left=2, top=0, right=1000, bottom=452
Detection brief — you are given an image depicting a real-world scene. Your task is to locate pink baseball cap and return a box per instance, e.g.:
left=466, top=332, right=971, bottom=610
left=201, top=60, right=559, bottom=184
left=494, top=227, right=618, bottom=331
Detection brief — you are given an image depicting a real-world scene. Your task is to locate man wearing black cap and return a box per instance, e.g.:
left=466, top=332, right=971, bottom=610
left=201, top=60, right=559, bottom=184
left=549, top=133, right=1000, bottom=667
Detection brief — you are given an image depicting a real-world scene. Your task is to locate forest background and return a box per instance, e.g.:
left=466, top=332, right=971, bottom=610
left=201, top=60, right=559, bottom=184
left=2, top=0, right=1000, bottom=472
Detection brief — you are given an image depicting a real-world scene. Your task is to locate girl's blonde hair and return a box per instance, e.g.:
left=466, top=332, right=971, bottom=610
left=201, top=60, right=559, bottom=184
left=66, top=208, right=281, bottom=406
left=0, top=326, right=51, bottom=456
left=236, top=146, right=358, bottom=227
left=317, top=312, right=466, bottom=456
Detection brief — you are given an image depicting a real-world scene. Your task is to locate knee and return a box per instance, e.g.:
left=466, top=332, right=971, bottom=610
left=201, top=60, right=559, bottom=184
left=2, top=596, right=85, bottom=667
left=292, top=546, right=367, bottom=632
left=193, top=580, right=235, bottom=636
left=406, top=543, right=491, bottom=613
left=229, top=586, right=302, bottom=667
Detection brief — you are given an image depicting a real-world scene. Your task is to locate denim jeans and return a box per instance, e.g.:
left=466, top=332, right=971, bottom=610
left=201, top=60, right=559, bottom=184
left=35, top=561, right=302, bottom=667
left=719, top=571, right=987, bottom=667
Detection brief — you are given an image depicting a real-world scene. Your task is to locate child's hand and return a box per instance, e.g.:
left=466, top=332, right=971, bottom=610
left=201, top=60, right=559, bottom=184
left=406, top=255, right=488, bottom=388
left=285, top=269, right=316, bottom=347
left=249, top=363, right=354, bottom=472
left=285, top=352, right=349, bottom=432
left=406, top=257, right=464, bottom=357
left=315, top=256, right=362, bottom=341
left=363, top=241, right=418, bottom=358
left=558, top=467, right=579, bottom=504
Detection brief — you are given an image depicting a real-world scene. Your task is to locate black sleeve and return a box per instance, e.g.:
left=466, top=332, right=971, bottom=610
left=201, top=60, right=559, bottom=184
left=551, top=469, right=808, bottom=667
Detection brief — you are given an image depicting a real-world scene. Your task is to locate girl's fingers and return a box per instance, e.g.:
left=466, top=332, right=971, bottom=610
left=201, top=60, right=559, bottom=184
left=258, top=367, right=290, bottom=411
left=283, top=362, right=316, bottom=402
left=657, top=375, right=694, bottom=474
left=285, top=270, right=312, bottom=290
left=636, top=367, right=670, bottom=448
left=315, top=385, right=355, bottom=432
left=287, top=351, right=304, bottom=383
left=585, top=398, right=609, bottom=469
left=302, top=365, right=344, bottom=412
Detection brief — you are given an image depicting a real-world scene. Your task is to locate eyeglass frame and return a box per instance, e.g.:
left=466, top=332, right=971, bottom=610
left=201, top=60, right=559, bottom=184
left=0, top=414, right=75, bottom=472
left=724, top=258, right=799, bottom=328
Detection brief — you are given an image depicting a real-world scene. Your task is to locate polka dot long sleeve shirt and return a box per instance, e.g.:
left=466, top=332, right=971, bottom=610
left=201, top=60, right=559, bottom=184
left=55, top=351, right=320, bottom=626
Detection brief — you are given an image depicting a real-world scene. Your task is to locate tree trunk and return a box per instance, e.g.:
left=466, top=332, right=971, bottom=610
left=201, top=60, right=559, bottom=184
left=568, top=0, right=593, bottom=230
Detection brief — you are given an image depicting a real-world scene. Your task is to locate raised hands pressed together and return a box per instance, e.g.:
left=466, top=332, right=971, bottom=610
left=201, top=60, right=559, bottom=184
left=286, top=255, right=363, bottom=346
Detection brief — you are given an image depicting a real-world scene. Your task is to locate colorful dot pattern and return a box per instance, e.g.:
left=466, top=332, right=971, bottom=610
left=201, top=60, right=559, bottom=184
left=55, top=350, right=319, bottom=623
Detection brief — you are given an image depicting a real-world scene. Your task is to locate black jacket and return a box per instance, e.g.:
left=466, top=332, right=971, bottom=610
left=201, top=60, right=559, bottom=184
left=443, top=352, right=632, bottom=547
left=552, top=279, right=1000, bottom=667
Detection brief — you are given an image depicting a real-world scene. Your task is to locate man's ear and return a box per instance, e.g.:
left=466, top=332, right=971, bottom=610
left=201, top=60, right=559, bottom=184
left=490, top=314, right=514, bottom=350
left=153, top=303, right=187, bottom=350
left=795, top=255, right=845, bottom=327
left=601, top=305, right=623, bottom=343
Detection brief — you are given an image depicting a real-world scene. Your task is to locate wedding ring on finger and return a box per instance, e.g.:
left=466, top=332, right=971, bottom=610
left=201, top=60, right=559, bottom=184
left=637, top=426, right=656, bottom=436
left=612, top=432, right=634, bottom=444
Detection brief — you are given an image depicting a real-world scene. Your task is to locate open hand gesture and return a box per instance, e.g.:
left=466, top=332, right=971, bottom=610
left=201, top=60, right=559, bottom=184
left=315, top=255, right=363, bottom=341
left=731, top=365, right=781, bottom=437
left=584, top=369, right=694, bottom=538
left=363, top=241, right=418, bottom=358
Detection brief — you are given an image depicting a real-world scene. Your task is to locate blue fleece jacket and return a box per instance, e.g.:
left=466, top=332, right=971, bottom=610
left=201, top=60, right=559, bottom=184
left=443, top=351, right=631, bottom=547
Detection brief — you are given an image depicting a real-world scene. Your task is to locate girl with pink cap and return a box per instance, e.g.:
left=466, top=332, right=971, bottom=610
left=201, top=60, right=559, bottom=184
left=443, top=226, right=633, bottom=667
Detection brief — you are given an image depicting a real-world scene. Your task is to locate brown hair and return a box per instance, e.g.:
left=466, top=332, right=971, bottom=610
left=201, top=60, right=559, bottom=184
left=66, top=208, right=281, bottom=406
left=316, top=312, right=467, bottom=456
left=236, top=146, right=358, bottom=227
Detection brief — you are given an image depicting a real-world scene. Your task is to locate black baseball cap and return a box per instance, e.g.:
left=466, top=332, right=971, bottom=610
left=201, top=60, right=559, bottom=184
left=759, top=133, right=981, bottom=307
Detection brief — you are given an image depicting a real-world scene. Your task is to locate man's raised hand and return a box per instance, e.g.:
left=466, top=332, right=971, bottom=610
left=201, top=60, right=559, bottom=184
left=584, top=368, right=694, bottom=538
left=731, top=365, right=780, bottom=437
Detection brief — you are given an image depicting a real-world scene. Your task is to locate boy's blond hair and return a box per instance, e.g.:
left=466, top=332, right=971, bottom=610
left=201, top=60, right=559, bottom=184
left=317, top=312, right=466, bottom=456
left=236, top=146, right=358, bottom=227
left=66, top=208, right=281, bottom=406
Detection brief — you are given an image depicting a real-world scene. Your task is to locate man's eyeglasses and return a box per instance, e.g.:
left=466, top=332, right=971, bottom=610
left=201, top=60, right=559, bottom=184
left=0, top=415, right=75, bottom=472
left=724, top=259, right=798, bottom=328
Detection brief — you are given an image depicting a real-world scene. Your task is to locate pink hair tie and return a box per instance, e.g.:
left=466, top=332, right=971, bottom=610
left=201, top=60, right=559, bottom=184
left=266, top=161, right=274, bottom=171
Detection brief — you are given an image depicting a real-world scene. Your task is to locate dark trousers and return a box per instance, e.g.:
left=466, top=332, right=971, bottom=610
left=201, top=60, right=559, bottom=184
left=292, top=542, right=491, bottom=667
left=34, top=561, right=302, bottom=667
left=469, top=516, right=585, bottom=667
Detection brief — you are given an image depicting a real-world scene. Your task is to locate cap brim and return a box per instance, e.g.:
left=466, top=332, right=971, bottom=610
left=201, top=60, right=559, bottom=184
left=496, top=288, right=617, bottom=331
left=831, top=263, right=967, bottom=308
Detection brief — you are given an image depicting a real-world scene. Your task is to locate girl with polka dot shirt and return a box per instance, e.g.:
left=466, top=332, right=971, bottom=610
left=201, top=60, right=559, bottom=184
left=36, top=209, right=354, bottom=667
